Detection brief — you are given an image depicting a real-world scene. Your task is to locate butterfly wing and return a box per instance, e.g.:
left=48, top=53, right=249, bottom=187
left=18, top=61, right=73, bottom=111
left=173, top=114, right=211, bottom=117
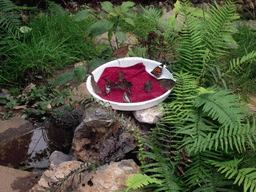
left=91, top=74, right=102, bottom=95
left=151, top=64, right=164, bottom=78
left=144, top=79, right=153, bottom=93
left=157, top=79, right=176, bottom=90
left=112, top=46, right=129, bottom=58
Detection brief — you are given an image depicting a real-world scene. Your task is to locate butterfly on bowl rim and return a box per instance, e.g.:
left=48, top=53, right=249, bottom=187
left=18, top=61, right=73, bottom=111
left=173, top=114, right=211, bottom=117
left=150, top=63, right=164, bottom=78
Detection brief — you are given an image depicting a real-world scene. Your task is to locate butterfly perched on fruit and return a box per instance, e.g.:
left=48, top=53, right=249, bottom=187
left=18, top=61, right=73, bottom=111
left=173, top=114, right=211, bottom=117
left=151, top=63, right=164, bottom=78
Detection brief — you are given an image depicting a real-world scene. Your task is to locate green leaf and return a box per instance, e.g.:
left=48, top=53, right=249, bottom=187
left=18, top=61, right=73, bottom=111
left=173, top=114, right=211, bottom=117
left=87, top=19, right=114, bottom=36
left=120, top=1, right=135, bottom=13
left=53, top=72, right=75, bottom=86
left=19, top=26, right=32, bottom=33
left=101, top=1, right=114, bottom=13
left=87, top=58, right=107, bottom=70
left=173, top=0, right=182, bottom=14
left=73, top=10, right=90, bottom=21
left=124, top=17, right=134, bottom=26
left=73, top=65, right=87, bottom=84
left=222, top=33, right=239, bottom=49
left=115, top=31, right=127, bottom=42
left=125, top=173, right=162, bottom=192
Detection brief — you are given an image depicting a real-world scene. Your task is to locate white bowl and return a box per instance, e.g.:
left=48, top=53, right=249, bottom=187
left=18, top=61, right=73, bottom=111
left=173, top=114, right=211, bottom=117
left=86, top=57, right=174, bottom=111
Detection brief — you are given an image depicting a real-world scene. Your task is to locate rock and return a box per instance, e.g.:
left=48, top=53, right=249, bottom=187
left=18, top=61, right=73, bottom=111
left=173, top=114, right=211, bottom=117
left=0, top=165, right=39, bottom=192
left=0, top=88, right=9, bottom=97
left=72, top=104, right=138, bottom=163
left=30, top=160, right=84, bottom=191
left=76, top=159, right=141, bottom=192
left=22, top=83, right=36, bottom=95
left=0, top=117, right=34, bottom=145
left=49, top=151, right=73, bottom=171
left=71, top=82, right=91, bottom=102
left=133, top=105, right=164, bottom=124
left=30, top=159, right=140, bottom=192
left=94, top=32, right=137, bottom=48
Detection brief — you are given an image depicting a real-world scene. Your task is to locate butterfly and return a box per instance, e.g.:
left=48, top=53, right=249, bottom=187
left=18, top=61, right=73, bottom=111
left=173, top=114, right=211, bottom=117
left=91, top=73, right=102, bottom=95
left=151, top=63, right=164, bottom=78
left=144, top=79, right=153, bottom=93
left=157, top=79, right=176, bottom=90
left=123, top=92, right=132, bottom=103
left=112, top=46, right=129, bottom=58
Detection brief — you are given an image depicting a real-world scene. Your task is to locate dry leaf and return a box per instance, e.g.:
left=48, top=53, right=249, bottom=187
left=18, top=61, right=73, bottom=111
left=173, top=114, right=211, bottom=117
left=12, top=105, right=27, bottom=110
left=158, top=79, right=176, bottom=90
left=144, top=79, right=152, bottom=93
left=112, top=121, right=119, bottom=136
left=112, top=46, right=129, bottom=58
left=91, top=74, right=102, bottom=95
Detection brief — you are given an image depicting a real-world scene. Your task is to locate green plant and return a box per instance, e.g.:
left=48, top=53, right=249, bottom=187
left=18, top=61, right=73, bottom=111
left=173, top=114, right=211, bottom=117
left=125, top=173, right=162, bottom=192
left=53, top=65, right=87, bottom=86
left=130, top=1, right=256, bottom=191
left=0, top=4, right=97, bottom=87
left=0, top=0, right=21, bottom=35
left=86, top=1, right=135, bottom=48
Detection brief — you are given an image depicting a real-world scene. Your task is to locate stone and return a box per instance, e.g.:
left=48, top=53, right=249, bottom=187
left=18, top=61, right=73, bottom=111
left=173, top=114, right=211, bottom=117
left=0, top=117, right=34, bottom=145
left=71, top=82, right=91, bottom=102
left=133, top=105, right=164, bottom=124
left=30, top=160, right=84, bottom=191
left=30, top=159, right=140, bottom=192
left=22, top=83, right=36, bottom=95
left=49, top=151, right=73, bottom=171
left=72, top=104, right=138, bottom=163
left=0, top=165, right=39, bottom=192
left=76, top=159, right=141, bottom=192
left=0, top=88, right=9, bottom=97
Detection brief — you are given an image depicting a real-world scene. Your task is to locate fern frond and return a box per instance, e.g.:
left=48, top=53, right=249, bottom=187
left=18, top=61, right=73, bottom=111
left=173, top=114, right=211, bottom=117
left=177, top=7, right=206, bottom=76
left=141, top=6, right=162, bottom=20
left=125, top=174, right=161, bottom=192
left=194, top=89, right=244, bottom=128
left=141, top=142, right=182, bottom=191
left=162, top=71, right=198, bottom=126
left=184, top=151, right=222, bottom=189
left=48, top=1, right=66, bottom=16
left=208, top=159, right=256, bottom=192
left=204, top=0, right=239, bottom=57
left=200, top=120, right=256, bottom=153
left=0, top=0, right=21, bottom=35
left=228, top=50, right=256, bottom=75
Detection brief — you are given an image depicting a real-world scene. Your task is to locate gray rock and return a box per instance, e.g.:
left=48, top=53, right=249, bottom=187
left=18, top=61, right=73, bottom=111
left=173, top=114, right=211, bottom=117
left=133, top=105, right=164, bottom=124
left=49, top=151, right=73, bottom=170
left=72, top=104, right=138, bottom=163
left=0, top=117, right=34, bottom=145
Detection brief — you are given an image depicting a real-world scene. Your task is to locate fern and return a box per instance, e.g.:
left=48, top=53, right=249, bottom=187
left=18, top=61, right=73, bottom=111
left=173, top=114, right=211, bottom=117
left=194, top=89, right=244, bottom=128
left=162, top=71, right=198, bottom=125
left=176, top=2, right=205, bottom=76
left=140, top=142, right=183, bottom=192
left=183, top=151, right=223, bottom=189
left=208, top=159, right=256, bottom=192
left=203, top=0, right=239, bottom=58
left=0, top=0, right=21, bottom=35
left=228, top=50, right=256, bottom=74
left=198, top=120, right=256, bottom=153
left=125, top=174, right=162, bottom=192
